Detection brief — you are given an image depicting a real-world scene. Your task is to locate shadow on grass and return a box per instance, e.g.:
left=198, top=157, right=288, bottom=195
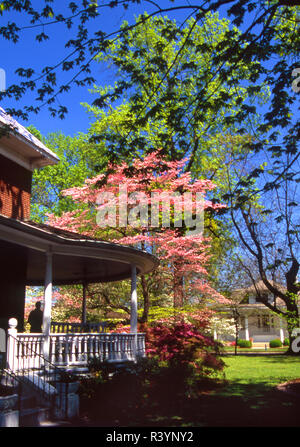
left=79, top=379, right=300, bottom=427
left=197, top=380, right=300, bottom=427
left=146, top=382, right=300, bottom=427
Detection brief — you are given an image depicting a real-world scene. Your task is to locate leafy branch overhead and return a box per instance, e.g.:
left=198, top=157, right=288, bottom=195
left=0, top=2, right=297, bottom=118
left=0, top=1, right=298, bottom=190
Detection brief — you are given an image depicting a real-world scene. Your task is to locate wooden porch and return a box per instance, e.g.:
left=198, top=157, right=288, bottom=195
left=7, top=319, right=146, bottom=373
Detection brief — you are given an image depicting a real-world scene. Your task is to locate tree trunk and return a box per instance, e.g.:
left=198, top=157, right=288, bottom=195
left=173, top=271, right=184, bottom=308
left=285, top=304, right=300, bottom=355
left=232, top=309, right=239, bottom=356
left=140, top=274, right=150, bottom=323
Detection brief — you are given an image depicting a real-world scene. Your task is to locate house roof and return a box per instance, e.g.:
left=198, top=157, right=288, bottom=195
left=0, top=213, right=159, bottom=285
left=0, top=107, right=59, bottom=169
left=238, top=280, right=286, bottom=294
left=231, top=280, right=287, bottom=306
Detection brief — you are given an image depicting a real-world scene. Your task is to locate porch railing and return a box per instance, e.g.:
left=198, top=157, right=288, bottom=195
left=4, top=332, right=77, bottom=419
left=12, top=333, right=145, bottom=368
left=7, top=321, right=146, bottom=370
left=51, top=321, right=108, bottom=334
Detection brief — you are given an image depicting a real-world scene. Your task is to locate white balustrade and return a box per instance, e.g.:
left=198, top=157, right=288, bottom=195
left=7, top=319, right=146, bottom=371
left=51, top=321, right=107, bottom=334
left=8, top=332, right=145, bottom=370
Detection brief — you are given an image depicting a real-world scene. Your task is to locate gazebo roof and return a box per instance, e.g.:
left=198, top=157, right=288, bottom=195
left=0, top=214, right=159, bottom=285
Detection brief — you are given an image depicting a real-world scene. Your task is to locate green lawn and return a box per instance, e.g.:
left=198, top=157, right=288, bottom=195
left=222, top=354, right=300, bottom=389
left=195, top=355, right=300, bottom=426
left=78, top=355, right=300, bottom=427
left=144, top=355, right=300, bottom=427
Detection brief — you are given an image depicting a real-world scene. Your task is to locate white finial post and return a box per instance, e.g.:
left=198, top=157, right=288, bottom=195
left=7, top=318, right=18, bottom=371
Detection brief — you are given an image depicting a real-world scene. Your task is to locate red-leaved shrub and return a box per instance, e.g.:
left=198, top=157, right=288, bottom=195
left=143, top=315, right=224, bottom=378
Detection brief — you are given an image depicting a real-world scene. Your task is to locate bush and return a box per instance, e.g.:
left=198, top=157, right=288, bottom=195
left=144, top=316, right=224, bottom=377
left=269, top=339, right=283, bottom=348
left=283, top=338, right=290, bottom=346
left=79, top=314, right=226, bottom=424
left=79, top=358, right=159, bottom=424
left=237, top=339, right=252, bottom=348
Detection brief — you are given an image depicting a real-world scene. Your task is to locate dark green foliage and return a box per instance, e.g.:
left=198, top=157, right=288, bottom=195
left=269, top=339, right=283, bottom=348
left=237, top=339, right=252, bottom=348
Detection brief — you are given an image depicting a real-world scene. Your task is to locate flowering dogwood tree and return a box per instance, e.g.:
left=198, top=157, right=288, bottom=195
left=48, top=151, right=228, bottom=316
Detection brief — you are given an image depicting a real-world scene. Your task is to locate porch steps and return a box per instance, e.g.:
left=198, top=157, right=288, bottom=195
left=19, top=393, right=51, bottom=427
left=252, top=342, right=270, bottom=349
left=20, top=406, right=50, bottom=427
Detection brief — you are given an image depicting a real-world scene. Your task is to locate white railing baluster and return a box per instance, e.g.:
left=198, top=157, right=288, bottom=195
left=11, top=330, right=146, bottom=368
left=50, top=321, right=108, bottom=334
left=83, top=335, right=87, bottom=363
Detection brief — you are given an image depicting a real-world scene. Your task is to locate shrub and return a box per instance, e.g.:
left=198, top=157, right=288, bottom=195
left=144, top=316, right=224, bottom=376
left=79, top=314, right=226, bottom=424
left=79, top=358, right=157, bottom=423
left=237, top=339, right=252, bottom=348
left=269, top=339, right=283, bottom=348
left=283, top=338, right=289, bottom=346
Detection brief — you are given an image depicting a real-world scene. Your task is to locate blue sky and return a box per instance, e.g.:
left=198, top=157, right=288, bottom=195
left=0, top=1, right=205, bottom=138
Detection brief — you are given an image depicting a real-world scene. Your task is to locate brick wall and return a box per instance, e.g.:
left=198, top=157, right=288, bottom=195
left=0, top=153, right=32, bottom=220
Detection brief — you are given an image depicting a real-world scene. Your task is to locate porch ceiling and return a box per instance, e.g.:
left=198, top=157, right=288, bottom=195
left=0, top=214, right=159, bottom=285
left=26, top=248, right=138, bottom=285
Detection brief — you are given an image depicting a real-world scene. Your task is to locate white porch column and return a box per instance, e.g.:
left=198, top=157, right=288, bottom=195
left=213, top=329, right=217, bottom=340
left=244, top=315, right=249, bottom=341
left=43, top=251, right=53, bottom=361
left=130, top=264, right=137, bottom=360
left=279, top=318, right=284, bottom=343
left=81, top=281, right=87, bottom=324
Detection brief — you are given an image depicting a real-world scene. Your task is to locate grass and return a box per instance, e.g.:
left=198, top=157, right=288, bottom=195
left=196, top=355, right=300, bottom=426
left=78, top=355, right=300, bottom=427
left=223, top=355, right=300, bottom=388
left=146, top=355, right=300, bottom=427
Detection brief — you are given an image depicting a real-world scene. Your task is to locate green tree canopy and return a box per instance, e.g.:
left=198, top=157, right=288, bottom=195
left=28, top=126, right=108, bottom=221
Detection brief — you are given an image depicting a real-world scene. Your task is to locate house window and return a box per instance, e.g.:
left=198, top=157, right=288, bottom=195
left=240, top=316, right=245, bottom=329
left=256, top=292, right=274, bottom=304
left=249, top=295, right=256, bottom=304
left=257, top=315, right=270, bottom=332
